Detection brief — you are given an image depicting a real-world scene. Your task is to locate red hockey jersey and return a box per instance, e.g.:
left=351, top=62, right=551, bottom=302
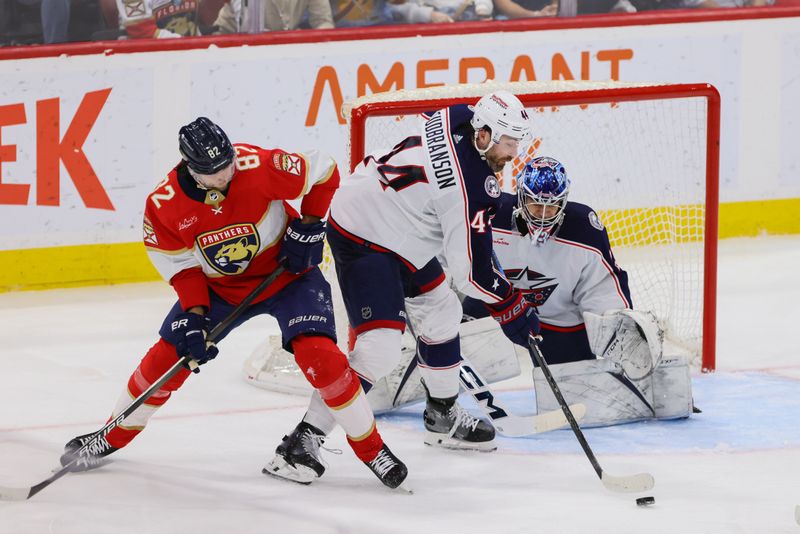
left=143, top=143, right=340, bottom=311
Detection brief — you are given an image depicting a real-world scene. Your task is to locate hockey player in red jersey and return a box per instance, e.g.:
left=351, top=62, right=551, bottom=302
left=266, top=90, right=542, bottom=484
left=60, top=117, right=407, bottom=489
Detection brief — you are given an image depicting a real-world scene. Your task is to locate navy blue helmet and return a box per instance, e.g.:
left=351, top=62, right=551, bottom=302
left=515, top=156, right=570, bottom=240
left=178, top=117, right=235, bottom=174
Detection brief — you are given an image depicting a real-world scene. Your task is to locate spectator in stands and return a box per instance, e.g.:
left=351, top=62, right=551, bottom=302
left=493, top=0, right=558, bottom=18
left=110, top=0, right=201, bottom=39
left=330, top=0, right=399, bottom=27
left=386, top=0, right=494, bottom=23
left=212, top=0, right=334, bottom=33
left=15, top=0, right=70, bottom=43
left=627, top=0, right=719, bottom=9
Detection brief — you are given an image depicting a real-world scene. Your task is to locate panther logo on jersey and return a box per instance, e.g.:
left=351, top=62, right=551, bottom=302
left=196, top=223, right=260, bottom=275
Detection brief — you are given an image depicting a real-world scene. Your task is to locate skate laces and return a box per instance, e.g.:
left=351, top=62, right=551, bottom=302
left=368, top=449, right=397, bottom=477
left=448, top=403, right=480, bottom=437
left=300, top=429, right=341, bottom=464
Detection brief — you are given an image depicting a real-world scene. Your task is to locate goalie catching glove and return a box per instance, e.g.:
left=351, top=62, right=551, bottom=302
left=171, top=312, right=218, bottom=371
left=486, top=291, right=539, bottom=347
left=279, top=219, right=327, bottom=273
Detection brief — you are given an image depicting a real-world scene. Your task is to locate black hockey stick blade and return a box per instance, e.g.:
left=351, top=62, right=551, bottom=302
left=0, top=268, right=286, bottom=501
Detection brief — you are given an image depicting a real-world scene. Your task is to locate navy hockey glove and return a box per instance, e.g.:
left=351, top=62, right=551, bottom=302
left=279, top=219, right=326, bottom=274
left=171, top=312, right=219, bottom=370
left=487, top=291, right=540, bottom=347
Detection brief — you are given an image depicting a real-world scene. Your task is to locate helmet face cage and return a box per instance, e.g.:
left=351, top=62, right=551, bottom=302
left=515, top=157, right=570, bottom=240
left=178, top=117, right=235, bottom=175
left=470, top=90, right=532, bottom=147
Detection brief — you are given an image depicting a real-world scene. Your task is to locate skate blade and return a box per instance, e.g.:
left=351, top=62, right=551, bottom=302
left=262, top=457, right=319, bottom=485
left=394, top=481, right=414, bottom=494
left=424, top=432, right=497, bottom=452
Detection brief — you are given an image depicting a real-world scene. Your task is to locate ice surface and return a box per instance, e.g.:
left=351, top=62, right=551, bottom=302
left=0, top=236, right=799, bottom=534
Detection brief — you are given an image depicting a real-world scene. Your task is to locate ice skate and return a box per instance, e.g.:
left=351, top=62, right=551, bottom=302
left=423, top=392, right=496, bottom=452
left=364, top=444, right=408, bottom=490
left=263, top=422, right=328, bottom=485
left=60, top=431, right=119, bottom=472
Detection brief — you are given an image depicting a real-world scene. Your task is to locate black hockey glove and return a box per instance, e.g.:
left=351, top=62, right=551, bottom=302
left=171, top=312, right=219, bottom=371
left=279, top=219, right=326, bottom=274
left=487, top=291, right=540, bottom=347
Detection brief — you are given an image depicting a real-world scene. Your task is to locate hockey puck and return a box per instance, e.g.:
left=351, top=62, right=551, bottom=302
left=636, top=496, right=655, bottom=507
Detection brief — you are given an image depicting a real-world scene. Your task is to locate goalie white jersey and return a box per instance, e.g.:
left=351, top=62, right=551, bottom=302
left=490, top=193, right=632, bottom=327
left=330, top=105, right=512, bottom=304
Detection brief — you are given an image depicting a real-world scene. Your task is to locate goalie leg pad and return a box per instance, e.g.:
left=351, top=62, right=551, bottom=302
left=533, top=358, right=656, bottom=427
left=652, top=354, right=693, bottom=419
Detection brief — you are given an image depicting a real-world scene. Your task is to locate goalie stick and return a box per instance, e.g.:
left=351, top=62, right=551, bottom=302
left=0, top=267, right=286, bottom=502
left=528, top=335, right=655, bottom=493
left=458, top=356, right=586, bottom=437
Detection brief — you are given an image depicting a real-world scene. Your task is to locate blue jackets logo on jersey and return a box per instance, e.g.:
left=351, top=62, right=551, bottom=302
left=506, top=267, right=558, bottom=307
left=484, top=175, right=501, bottom=198
left=196, top=223, right=261, bottom=275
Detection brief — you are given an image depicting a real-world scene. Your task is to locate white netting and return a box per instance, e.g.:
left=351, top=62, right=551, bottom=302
left=245, top=81, right=718, bottom=391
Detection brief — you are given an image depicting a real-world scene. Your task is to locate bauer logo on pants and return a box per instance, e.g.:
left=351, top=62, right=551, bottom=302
left=196, top=223, right=260, bottom=275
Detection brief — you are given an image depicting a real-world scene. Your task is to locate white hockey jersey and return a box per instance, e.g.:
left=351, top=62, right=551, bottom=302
left=330, top=105, right=511, bottom=304
left=491, top=192, right=632, bottom=328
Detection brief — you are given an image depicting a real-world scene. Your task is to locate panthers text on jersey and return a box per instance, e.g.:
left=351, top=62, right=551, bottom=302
left=143, top=144, right=339, bottom=311
left=491, top=192, right=632, bottom=330
left=330, top=104, right=512, bottom=304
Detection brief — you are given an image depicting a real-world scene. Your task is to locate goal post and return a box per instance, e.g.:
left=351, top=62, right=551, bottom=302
left=243, top=80, right=720, bottom=394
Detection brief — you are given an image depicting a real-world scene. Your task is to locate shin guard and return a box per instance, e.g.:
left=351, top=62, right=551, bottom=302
left=293, top=335, right=383, bottom=462
left=105, top=338, right=191, bottom=448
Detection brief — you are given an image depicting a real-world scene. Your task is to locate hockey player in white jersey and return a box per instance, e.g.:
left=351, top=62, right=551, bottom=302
left=265, top=90, right=541, bottom=484
left=454, top=156, right=694, bottom=426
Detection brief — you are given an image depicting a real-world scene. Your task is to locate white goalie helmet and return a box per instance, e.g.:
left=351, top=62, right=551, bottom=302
left=470, top=90, right=533, bottom=145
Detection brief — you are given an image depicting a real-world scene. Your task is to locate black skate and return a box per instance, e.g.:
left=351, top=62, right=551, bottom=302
left=60, top=431, right=119, bottom=472
left=263, top=422, right=328, bottom=485
left=423, top=393, right=497, bottom=452
left=364, top=444, right=408, bottom=490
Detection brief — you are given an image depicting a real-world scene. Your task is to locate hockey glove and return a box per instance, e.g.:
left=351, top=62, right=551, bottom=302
left=171, top=312, right=219, bottom=370
left=279, top=219, right=326, bottom=274
left=486, top=291, right=540, bottom=347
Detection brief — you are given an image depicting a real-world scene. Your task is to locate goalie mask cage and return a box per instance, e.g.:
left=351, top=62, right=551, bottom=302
left=244, top=80, right=719, bottom=394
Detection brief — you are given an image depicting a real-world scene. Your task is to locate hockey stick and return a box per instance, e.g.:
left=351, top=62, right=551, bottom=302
left=458, top=356, right=586, bottom=437
left=527, top=335, right=655, bottom=493
left=0, top=267, right=286, bottom=501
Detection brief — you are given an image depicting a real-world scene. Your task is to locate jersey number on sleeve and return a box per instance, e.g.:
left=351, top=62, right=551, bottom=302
left=369, top=136, right=428, bottom=192
left=150, top=177, right=175, bottom=209
left=377, top=164, right=427, bottom=192
left=470, top=209, right=488, bottom=234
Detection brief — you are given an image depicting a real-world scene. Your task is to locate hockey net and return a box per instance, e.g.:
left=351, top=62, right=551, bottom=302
left=244, top=80, right=720, bottom=394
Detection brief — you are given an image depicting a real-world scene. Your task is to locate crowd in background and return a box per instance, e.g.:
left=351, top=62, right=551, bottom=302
left=0, top=0, right=790, bottom=47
